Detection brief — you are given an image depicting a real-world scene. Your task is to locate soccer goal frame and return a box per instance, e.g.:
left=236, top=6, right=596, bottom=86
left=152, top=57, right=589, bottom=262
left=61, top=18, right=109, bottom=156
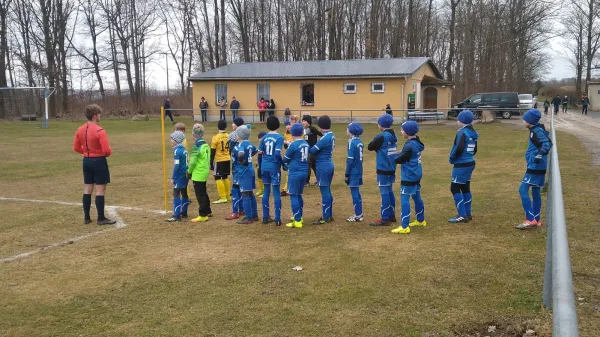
left=0, top=86, right=55, bottom=128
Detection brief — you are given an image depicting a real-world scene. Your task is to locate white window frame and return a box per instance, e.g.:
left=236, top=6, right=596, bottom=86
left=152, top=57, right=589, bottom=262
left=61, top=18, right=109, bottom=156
left=215, top=84, right=228, bottom=104
left=343, top=82, right=357, bottom=94
left=256, top=83, right=271, bottom=102
left=371, top=82, right=385, bottom=93
left=300, top=83, right=315, bottom=106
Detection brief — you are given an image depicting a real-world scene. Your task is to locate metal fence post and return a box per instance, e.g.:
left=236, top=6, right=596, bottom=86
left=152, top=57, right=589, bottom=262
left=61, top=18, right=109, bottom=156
left=542, top=128, right=553, bottom=308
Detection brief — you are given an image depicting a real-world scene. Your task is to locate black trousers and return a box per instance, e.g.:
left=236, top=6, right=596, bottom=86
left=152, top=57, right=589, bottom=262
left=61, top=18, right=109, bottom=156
left=220, top=110, right=226, bottom=121
left=306, top=155, right=317, bottom=183
left=193, top=181, right=212, bottom=216
left=201, top=109, right=207, bottom=122
left=165, top=110, right=174, bottom=123
left=259, top=111, right=266, bottom=121
left=582, top=105, right=588, bottom=115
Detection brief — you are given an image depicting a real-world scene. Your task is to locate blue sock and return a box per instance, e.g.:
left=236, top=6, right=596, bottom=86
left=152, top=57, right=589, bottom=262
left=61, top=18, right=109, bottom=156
left=232, top=187, right=241, bottom=214
left=243, top=194, right=253, bottom=219
left=262, top=183, right=271, bottom=220
left=350, top=187, right=362, bottom=216
left=273, top=185, right=281, bottom=222
left=519, top=182, right=535, bottom=221
left=379, top=185, right=395, bottom=220
left=250, top=194, right=258, bottom=218
left=400, top=193, right=411, bottom=228
left=319, top=185, right=333, bottom=219
left=291, top=194, right=302, bottom=221
left=413, top=190, right=425, bottom=222
left=299, top=194, right=304, bottom=219
left=453, top=193, right=466, bottom=217
left=181, top=198, right=190, bottom=215
left=173, top=198, right=181, bottom=217
left=532, top=187, right=541, bottom=222
left=463, top=192, right=472, bottom=217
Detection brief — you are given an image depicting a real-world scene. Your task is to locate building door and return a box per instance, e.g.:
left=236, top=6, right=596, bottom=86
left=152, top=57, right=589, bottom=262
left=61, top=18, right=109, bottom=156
left=423, top=87, right=438, bottom=110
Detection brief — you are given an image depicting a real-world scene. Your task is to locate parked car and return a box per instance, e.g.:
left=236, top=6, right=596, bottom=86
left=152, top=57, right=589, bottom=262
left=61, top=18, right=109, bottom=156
left=518, top=94, right=537, bottom=110
left=450, top=92, right=521, bottom=119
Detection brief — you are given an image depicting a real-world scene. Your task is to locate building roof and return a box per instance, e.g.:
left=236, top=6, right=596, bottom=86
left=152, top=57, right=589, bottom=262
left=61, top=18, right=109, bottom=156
left=189, top=57, right=443, bottom=81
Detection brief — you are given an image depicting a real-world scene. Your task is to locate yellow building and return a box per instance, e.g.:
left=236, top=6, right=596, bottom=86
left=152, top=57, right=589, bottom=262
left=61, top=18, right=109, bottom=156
left=189, top=57, right=452, bottom=121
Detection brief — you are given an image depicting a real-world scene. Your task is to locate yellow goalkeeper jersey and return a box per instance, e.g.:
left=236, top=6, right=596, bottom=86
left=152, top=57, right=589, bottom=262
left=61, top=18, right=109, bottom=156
left=211, top=131, right=230, bottom=162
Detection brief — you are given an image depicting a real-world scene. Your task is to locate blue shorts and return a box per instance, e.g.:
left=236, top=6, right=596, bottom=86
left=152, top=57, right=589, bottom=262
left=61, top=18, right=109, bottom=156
left=173, top=178, right=189, bottom=189
left=287, top=175, right=307, bottom=195
left=348, top=175, right=363, bottom=187
left=232, top=171, right=240, bottom=185
left=452, top=166, right=475, bottom=184
left=316, top=166, right=334, bottom=187
left=239, top=176, right=256, bottom=192
left=261, top=169, right=281, bottom=185
left=400, top=184, right=421, bottom=195
left=377, top=173, right=396, bottom=187
left=522, top=172, right=546, bottom=187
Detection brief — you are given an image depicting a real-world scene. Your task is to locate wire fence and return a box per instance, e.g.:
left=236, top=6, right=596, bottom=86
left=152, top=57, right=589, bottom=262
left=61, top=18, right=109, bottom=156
left=542, top=113, right=580, bottom=336
left=165, top=107, right=536, bottom=124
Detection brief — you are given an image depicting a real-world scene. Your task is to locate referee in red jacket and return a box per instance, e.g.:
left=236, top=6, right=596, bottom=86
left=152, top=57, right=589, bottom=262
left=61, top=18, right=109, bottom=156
left=73, top=104, right=116, bottom=225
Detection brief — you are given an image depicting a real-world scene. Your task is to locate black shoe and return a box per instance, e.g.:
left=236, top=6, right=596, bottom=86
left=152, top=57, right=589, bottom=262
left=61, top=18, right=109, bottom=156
left=84, top=218, right=92, bottom=225
left=274, top=220, right=282, bottom=226
left=262, top=218, right=274, bottom=224
left=97, top=218, right=117, bottom=225
left=467, top=215, right=473, bottom=221
left=166, top=216, right=181, bottom=222
left=312, top=217, right=334, bottom=225
left=180, top=213, right=188, bottom=218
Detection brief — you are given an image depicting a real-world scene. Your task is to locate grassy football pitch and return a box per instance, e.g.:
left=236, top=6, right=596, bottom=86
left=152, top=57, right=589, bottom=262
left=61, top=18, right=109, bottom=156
left=0, top=118, right=598, bottom=337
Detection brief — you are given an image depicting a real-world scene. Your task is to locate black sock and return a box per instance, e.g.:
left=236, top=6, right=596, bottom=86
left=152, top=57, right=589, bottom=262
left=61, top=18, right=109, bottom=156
left=83, top=194, right=92, bottom=219
left=95, top=195, right=105, bottom=220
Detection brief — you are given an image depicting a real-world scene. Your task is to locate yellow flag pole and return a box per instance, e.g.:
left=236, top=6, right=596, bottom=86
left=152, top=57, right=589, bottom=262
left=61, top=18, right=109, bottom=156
left=161, top=106, right=169, bottom=212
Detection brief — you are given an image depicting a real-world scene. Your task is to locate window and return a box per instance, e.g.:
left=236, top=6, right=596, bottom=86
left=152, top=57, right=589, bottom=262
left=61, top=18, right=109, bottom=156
left=344, top=83, right=357, bottom=94
left=465, top=94, right=482, bottom=104
left=482, top=94, right=501, bottom=103
left=371, top=82, right=385, bottom=93
left=301, top=83, right=315, bottom=105
left=257, top=84, right=270, bottom=102
left=215, top=84, right=227, bottom=104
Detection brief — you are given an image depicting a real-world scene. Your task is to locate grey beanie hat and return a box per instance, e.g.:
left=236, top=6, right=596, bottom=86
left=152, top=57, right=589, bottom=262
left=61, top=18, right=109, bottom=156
left=236, top=125, right=251, bottom=140
left=170, top=131, right=185, bottom=144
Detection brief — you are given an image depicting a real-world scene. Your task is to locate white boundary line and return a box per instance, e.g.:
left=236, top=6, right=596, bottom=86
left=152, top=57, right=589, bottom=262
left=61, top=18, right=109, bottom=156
left=0, top=196, right=168, bottom=263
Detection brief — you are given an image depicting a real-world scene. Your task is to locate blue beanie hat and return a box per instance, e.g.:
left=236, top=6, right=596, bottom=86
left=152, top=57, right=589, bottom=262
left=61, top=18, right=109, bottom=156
left=401, top=121, right=419, bottom=136
left=348, top=122, right=364, bottom=136
left=291, top=123, right=304, bottom=137
left=377, top=113, right=394, bottom=128
left=458, top=110, right=474, bottom=124
left=523, top=109, right=542, bottom=125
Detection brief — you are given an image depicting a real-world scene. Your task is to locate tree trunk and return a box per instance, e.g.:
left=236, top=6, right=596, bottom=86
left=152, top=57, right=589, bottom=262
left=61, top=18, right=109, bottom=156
left=445, top=0, right=460, bottom=82
left=220, top=0, right=226, bottom=65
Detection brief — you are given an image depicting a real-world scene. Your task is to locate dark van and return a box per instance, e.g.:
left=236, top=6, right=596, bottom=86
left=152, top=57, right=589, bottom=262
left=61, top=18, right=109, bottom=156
left=450, top=92, right=521, bottom=119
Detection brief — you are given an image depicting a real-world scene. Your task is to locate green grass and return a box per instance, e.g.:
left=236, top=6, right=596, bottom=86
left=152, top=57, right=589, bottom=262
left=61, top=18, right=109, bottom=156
left=0, top=118, right=599, bottom=336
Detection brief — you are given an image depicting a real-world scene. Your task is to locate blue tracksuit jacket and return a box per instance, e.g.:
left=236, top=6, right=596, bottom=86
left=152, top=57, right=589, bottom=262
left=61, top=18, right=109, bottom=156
left=449, top=125, right=479, bottom=165
left=526, top=124, right=552, bottom=172
left=172, top=144, right=189, bottom=188
left=368, top=129, right=398, bottom=175
left=309, top=130, right=335, bottom=165
left=393, top=137, right=425, bottom=184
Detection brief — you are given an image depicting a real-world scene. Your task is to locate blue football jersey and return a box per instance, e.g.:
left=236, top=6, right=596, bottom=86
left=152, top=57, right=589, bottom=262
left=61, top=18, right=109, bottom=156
left=283, top=139, right=309, bottom=175
left=309, top=130, right=335, bottom=164
left=259, top=132, right=284, bottom=172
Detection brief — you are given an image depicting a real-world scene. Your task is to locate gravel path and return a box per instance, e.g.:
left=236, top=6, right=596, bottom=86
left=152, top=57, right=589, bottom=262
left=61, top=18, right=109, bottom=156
left=553, top=110, right=600, bottom=166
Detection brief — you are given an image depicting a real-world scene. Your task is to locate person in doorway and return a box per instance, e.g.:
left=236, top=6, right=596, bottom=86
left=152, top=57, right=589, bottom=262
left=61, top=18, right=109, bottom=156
left=230, top=96, right=240, bottom=119
left=581, top=95, right=590, bottom=115
left=385, top=104, right=393, bottom=116
left=543, top=99, right=550, bottom=115
left=218, top=96, right=227, bottom=121
left=164, top=98, right=174, bottom=124
left=268, top=99, right=276, bottom=117
left=561, top=95, right=569, bottom=113
left=199, top=97, right=209, bottom=122
left=258, top=97, right=268, bottom=122
left=551, top=95, right=561, bottom=115
left=73, top=104, right=116, bottom=225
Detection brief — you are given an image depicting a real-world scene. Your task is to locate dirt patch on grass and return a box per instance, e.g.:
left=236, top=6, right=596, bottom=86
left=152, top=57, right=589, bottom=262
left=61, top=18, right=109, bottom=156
left=453, top=319, right=547, bottom=337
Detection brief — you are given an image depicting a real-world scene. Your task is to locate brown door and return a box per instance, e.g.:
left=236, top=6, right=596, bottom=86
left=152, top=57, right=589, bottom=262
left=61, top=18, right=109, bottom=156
left=423, top=87, right=438, bottom=110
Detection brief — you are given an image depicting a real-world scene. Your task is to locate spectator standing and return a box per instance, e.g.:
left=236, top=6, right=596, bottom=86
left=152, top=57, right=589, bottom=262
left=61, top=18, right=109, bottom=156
left=218, top=96, right=227, bottom=121
left=551, top=95, right=561, bottom=115
left=581, top=95, right=590, bottom=115
left=543, top=99, right=550, bottom=115
left=284, top=108, right=291, bottom=119
left=230, top=96, right=240, bottom=119
left=258, top=97, right=268, bottom=123
left=268, top=99, right=276, bottom=117
left=199, top=97, right=209, bottom=122
left=562, top=95, right=569, bottom=113
left=73, top=104, right=116, bottom=225
left=385, top=104, right=393, bottom=116
left=164, top=98, right=174, bottom=124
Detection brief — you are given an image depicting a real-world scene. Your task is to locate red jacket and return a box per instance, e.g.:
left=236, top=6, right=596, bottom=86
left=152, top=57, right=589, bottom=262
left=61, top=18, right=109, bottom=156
left=73, top=122, right=112, bottom=157
left=258, top=101, right=268, bottom=111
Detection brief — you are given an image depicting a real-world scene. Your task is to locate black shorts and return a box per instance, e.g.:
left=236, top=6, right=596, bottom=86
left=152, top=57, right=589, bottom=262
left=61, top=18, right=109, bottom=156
left=83, top=157, right=110, bottom=185
left=214, top=161, right=231, bottom=178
